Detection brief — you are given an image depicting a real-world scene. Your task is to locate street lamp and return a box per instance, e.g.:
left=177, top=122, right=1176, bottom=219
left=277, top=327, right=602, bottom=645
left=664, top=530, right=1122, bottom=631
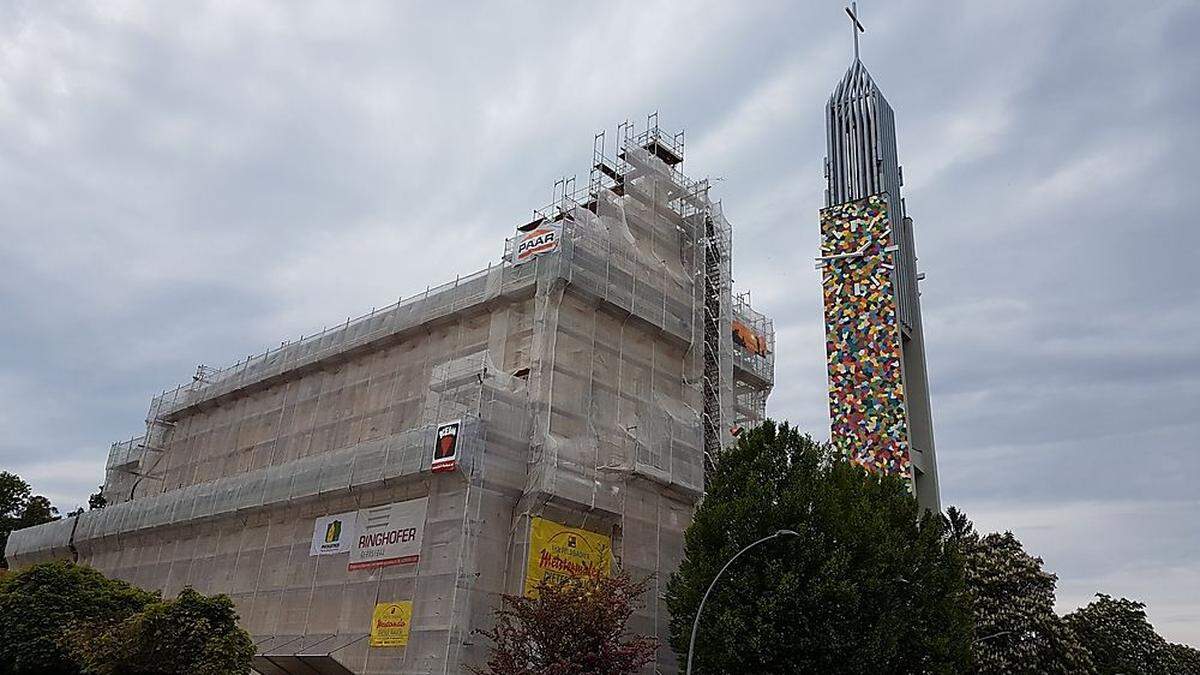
left=685, top=529, right=799, bottom=675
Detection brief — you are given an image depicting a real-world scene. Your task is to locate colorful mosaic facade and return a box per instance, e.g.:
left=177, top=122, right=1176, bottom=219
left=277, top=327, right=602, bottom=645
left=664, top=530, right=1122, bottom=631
left=820, top=194, right=911, bottom=482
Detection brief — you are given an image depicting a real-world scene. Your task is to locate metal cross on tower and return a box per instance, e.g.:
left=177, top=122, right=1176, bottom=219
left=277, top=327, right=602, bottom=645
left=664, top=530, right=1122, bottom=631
left=845, top=2, right=865, bottom=61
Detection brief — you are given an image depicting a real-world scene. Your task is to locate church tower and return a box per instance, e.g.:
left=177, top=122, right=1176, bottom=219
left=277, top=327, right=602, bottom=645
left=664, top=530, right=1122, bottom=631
left=818, top=9, right=941, bottom=510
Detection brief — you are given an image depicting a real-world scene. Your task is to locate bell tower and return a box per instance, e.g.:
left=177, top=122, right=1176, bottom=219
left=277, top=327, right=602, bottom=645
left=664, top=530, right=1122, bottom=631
left=817, top=6, right=941, bottom=510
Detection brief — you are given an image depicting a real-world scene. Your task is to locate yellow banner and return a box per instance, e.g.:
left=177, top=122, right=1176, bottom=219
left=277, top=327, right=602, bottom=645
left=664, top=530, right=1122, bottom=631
left=370, top=601, right=413, bottom=648
left=524, top=517, right=612, bottom=597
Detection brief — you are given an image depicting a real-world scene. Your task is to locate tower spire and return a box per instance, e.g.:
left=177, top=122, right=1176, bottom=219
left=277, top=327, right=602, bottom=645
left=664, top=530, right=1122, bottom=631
left=845, top=2, right=865, bottom=61
left=819, top=9, right=943, bottom=511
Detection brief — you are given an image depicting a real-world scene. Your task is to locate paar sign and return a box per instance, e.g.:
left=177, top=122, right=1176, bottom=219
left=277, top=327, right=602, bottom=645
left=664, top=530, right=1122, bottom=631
left=514, top=223, right=560, bottom=264
left=370, top=601, right=413, bottom=647
left=524, top=516, right=612, bottom=597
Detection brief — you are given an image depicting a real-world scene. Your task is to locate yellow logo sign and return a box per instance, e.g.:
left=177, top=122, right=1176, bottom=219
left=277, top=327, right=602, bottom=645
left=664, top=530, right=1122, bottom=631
left=324, top=520, right=341, bottom=544
left=370, top=601, right=413, bottom=648
left=524, top=517, right=612, bottom=597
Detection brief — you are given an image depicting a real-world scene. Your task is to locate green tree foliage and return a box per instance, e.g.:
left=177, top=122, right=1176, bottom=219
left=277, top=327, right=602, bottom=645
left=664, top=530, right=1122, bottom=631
left=0, top=471, right=60, bottom=568
left=0, top=560, right=156, bottom=673
left=89, top=486, right=107, bottom=510
left=947, top=508, right=1095, bottom=674
left=0, top=561, right=255, bottom=674
left=664, top=421, right=972, bottom=674
left=71, top=587, right=256, bottom=675
left=1163, top=642, right=1200, bottom=673
left=1065, top=593, right=1200, bottom=675
left=0, top=471, right=30, bottom=518
left=473, top=569, right=658, bottom=675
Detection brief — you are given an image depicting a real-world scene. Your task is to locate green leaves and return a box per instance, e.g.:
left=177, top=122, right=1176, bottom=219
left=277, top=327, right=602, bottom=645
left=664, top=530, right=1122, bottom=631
left=952, top=510, right=1200, bottom=675
left=0, top=560, right=156, bottom=673
left=951, top=508, right=1096, bottom=674
left=71, top=587, right=256, bottom=675
left=1065, top=594, right=1200, bottom=675
left=0, top=471, right=61, bottom=569
left=665, top=421, right=972, bottom=674
left=0, top=561, right=254, bottom=674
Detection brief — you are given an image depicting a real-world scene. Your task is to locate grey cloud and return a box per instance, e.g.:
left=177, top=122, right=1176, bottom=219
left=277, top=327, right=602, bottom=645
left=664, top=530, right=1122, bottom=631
left=1, top=0, right=1197, bottom=644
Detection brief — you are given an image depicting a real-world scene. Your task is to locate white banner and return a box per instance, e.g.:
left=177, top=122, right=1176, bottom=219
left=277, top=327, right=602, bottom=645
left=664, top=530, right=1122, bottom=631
left=514, top=222, right=560, bottom=264
left=310, top=511, right=357, bottom=556
left=348, top=497, right=429, bottom=571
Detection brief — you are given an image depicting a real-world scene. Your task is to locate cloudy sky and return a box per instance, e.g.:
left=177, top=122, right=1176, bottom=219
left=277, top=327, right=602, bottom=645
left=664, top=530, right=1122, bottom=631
left=2, top=0, right=1197, bottom=643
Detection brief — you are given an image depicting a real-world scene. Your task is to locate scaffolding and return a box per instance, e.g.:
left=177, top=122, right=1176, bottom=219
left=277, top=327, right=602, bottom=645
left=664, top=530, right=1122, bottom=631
left=6, top=117, right=775, bottom=675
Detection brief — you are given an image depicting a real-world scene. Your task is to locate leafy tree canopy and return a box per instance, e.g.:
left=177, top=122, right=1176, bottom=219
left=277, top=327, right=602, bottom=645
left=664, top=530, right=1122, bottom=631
left=0, top=471, right=31, bottom=519
left=664, top=421, right=972, bottom=674
left=0, top=471, right=60, bottom=568
left=473, top=569, right=658, bottom=675
left=71, top=587, right=256, bottom=675
left=89, top=486, right=108, bottom=510
left=948, top=508, right=1094, bottom=674
left=0, top=560, right=156, bottom=673
left=1065, top=593, right=1200, bottom=675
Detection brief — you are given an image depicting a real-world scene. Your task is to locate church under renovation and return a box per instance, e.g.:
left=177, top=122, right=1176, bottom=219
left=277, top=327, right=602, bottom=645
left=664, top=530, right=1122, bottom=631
left=7, top=46, right=939, bottom=674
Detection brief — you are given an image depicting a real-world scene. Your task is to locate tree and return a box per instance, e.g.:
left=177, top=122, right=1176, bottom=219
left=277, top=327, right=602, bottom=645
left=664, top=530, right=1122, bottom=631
left=1065, top=593, right=1200, bottom=675
left=0, top=560, right=156, bottom=673
left=947, top=508, right=1095, bottom=674
left=473, top=569, right=658, bottom=675
left=664, top=421, right=972, bottom=674
left=89, top=486, right=108, bottom=510
left=71, top=587, right=256, bottom=674
left=1163, top=642, right=1200, bottom=674
left=0, top=471, right=60, bottom=568
left=0, top=471, right=31, bottom=519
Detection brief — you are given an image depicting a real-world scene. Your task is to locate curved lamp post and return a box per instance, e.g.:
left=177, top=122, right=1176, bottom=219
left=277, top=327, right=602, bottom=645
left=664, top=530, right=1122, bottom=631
left=685, top=529, right=799, bottom=675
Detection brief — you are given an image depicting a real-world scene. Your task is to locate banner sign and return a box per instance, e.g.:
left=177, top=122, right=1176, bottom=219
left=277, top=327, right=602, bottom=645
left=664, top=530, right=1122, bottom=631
left=309, top=511, right=357, bottom=556
left=432, top=420, right=460, bottom=473
left=514, top=223, right=560, bottom=265
left=370, top=601, right=413, bottom=647
left=524, top=517, right=612, bottom=597
left=348, top=497, right=429, bottom=571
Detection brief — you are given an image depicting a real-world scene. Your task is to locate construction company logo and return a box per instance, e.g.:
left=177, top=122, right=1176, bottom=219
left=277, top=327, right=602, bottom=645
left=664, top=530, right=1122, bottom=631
left=348, top=497, right=429, bottom=571
left=524, top=517, right=612, bottom=597
left=514, top=223, right=561, bottom=265
left=370, top=601, right=413, bottom=648
left=431, top=419, right=460, bottom=473
left=309, top=511, right=357, bottom=556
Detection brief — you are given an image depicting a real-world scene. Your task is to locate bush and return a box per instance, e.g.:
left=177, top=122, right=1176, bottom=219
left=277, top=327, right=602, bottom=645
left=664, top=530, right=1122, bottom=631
left=0, top=560, right=155, bottom=673
left=72, top=587, right=256, bottom=674
left=474, top=569, right=658, bottom=675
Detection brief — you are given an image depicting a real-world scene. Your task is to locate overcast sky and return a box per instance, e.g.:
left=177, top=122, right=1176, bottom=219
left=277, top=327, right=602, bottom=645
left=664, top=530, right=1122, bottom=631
left=2, top=0, right=1197, bottom=644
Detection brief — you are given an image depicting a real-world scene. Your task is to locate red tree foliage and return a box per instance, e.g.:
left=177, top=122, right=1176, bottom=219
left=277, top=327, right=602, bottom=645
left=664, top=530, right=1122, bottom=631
left=473, top=569, right=658, bottom=675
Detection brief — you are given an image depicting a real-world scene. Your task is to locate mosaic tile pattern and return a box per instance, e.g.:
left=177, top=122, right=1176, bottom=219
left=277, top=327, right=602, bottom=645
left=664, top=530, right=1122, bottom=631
left=820, top=195, right=912, bottom=483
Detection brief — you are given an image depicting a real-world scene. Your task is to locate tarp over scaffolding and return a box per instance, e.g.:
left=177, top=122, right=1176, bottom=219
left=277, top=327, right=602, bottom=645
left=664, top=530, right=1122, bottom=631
left=6, top=117, right=774, bottom=674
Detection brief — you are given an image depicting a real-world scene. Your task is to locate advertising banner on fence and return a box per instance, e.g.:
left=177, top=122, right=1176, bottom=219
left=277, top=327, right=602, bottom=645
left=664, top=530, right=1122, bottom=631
left=514, top=222, right=561, bottom=265
left=309, top=510, right=357, bottom=556
left=349, top=497, right=429, bottom=571
left=432, top=419, right=460, bottom=473
left=523, top=516, right=613, bottom=597
left=370, top=601, right=413, bottom=647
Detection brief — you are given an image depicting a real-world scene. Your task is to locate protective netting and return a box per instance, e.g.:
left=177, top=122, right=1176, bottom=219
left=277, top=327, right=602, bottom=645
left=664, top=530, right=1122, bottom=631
left=6, top=121, right=774, bottom=674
